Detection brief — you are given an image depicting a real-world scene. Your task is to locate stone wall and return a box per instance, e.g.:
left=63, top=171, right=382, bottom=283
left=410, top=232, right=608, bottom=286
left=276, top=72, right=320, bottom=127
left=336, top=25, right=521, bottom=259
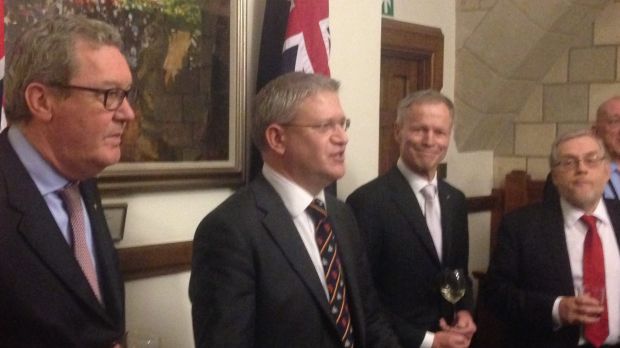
left=494, top=0, right=620, bottom=186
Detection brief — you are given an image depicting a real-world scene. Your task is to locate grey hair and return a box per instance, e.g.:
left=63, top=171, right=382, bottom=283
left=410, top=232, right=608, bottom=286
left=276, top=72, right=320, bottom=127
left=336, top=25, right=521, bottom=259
left=5, top=14, right=123, bottom=124
left=252, top=72, right=340, bottom=151
left=395, top=89, right=454, bottom=126
left=549, top=128, right=608, bottom=168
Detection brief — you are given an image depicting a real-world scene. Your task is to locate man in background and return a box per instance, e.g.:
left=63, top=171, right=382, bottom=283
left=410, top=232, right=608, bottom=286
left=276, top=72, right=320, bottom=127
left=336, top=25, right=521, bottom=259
left=190, top=72, right=402, bottom=348
left=483, top=129, right=620, bottom=347
left=594, top=96, right=620, bottom=200
left=0, top=15, right=135, bottom=346
left=347, top=90, right=476, bottom=348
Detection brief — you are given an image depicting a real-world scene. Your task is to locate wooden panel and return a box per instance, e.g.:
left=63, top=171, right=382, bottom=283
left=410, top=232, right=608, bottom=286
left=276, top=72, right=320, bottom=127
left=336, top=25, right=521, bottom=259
left=118, top=241, right=192, bottom=281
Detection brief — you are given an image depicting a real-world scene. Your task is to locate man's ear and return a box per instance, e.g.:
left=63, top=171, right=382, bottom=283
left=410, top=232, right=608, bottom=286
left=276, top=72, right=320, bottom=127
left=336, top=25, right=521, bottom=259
left=24, top=82, right=55, bottom=122
left=265, top=124, right=287, bottom=155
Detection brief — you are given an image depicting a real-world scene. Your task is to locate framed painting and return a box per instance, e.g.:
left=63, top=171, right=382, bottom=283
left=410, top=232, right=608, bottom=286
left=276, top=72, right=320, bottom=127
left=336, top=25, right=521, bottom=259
left=5, top=0, right=248, bottom=192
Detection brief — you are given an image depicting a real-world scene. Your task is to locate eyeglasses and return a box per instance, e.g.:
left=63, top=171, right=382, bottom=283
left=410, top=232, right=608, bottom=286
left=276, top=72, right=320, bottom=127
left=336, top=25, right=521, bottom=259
left=553, top=154, right=607, bottom=171
left=50, top=83, right=136, bottom=111
left=283, top=118, right=351, bottom=134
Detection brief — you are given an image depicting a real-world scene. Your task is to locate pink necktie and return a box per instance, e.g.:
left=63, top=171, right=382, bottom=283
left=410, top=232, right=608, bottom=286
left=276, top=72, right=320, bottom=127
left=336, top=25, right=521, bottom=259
left=580, top=214, right=608, bottom=347
left=421, top=184, right=442, bottom=261
left=59, top=183, right=102, bottom=303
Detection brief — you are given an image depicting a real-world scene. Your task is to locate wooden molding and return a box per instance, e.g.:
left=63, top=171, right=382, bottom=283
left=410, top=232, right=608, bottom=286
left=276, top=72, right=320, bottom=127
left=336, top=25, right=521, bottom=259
left=117, top=241, right=192, bottom=281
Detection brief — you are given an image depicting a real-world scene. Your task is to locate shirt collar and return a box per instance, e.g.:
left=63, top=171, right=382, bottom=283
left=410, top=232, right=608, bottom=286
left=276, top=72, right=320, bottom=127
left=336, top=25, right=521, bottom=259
left=8, top=127, right=69, bottom=196
left=560, top=196, right=611, bottom=228
left=397, top=158, right=438, bottom=193
left=262, top=164, right=326, bottom=218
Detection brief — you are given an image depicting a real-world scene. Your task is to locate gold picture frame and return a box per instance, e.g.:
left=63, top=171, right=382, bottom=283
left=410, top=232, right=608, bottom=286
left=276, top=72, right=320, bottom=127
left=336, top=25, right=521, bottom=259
left=6, top=0, right=249, bottom=193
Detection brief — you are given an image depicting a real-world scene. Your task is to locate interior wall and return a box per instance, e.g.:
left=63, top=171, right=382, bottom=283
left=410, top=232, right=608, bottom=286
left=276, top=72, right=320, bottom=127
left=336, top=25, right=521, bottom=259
left=115, top=1, right=493, bottom=346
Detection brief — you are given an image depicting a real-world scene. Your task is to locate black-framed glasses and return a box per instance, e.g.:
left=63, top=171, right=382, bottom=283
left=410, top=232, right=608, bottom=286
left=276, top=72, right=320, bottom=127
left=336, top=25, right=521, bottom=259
left=50, top=83, right=136, bottom=111
left=553, top=153, right=607, bottom=171
left=284, top=118, right=351, bottom=134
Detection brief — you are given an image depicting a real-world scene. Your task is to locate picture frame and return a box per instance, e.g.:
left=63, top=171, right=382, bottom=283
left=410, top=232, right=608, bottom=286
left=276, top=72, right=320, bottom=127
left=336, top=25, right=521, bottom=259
left=103, top=203, right=128, bottom=242
left=5, top=0, right=249, bottom=194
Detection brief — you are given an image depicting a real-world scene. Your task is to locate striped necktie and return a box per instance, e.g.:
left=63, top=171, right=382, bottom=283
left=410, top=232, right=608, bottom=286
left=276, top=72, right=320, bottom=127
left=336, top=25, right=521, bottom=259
left=307, top=199, right=355, bottom=348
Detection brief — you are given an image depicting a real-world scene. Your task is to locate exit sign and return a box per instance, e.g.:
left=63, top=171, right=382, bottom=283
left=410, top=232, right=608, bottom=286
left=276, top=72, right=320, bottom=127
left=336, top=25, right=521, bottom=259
left=382, top=0, right=394, bottom=16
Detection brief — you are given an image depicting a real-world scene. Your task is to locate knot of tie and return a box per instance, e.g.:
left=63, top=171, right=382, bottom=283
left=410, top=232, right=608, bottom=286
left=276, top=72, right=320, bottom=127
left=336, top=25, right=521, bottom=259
left=421, top=184, right=436, bottom=201
left=580, top=214, right=598, bottom=231
left=307, top=199, right=327, bottom=223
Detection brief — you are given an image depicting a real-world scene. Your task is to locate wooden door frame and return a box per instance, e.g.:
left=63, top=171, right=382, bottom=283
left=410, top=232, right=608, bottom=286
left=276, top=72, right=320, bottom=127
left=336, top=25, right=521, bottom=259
left=381, top=19, right=444, bottom=91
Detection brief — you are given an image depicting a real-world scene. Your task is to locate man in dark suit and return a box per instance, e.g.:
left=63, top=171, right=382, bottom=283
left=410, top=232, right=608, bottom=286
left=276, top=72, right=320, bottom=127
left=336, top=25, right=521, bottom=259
left=594, top=96, right=620, bottom=200
left=347, top=90, right=476, bottom=348
left=189, top=72, right=402, bottom=348
left=0, top=15, right=134, bottom=347
left=483, top=129, right=620, bottom=348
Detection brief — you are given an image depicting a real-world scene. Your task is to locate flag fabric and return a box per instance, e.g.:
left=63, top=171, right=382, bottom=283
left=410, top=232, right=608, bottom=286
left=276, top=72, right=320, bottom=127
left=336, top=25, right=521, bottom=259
left=256, top=0, right=331, bottom=91
left=0, top=0, right=5, bottom=131
left=252, top=0, right=332, bottom=180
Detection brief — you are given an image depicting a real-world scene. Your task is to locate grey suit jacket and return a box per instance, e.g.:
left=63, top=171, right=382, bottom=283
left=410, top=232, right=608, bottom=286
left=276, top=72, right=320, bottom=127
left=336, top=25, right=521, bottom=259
left=0, top=129, right=125, bottom=347
left=347, top=167, right=473, bottom=347
left=482, top=197, right=620, bottom=348
left=189, top=174, right=401, bottom=348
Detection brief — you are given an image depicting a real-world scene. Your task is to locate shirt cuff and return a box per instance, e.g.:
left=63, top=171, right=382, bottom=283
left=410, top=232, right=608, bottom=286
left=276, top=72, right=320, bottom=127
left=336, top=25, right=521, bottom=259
left=552, top=296, right=563, bottom=330
left=420, top=331, right=434, bottom=348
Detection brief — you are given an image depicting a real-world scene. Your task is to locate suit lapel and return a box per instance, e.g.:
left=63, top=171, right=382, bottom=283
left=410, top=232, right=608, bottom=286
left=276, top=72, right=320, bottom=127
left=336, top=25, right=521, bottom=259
left=0, top=133, right=113, bottom=323
left=251, top=177, right=334, bottom=323
left=387, top=168, right=441, bottom=266
left=543, top=199, right=575, bottom=294
left=438, top=180, right=453, bottom=266
left=605, top=199, right=620, bottom=258
left=81, top=181, right=124, bottom=324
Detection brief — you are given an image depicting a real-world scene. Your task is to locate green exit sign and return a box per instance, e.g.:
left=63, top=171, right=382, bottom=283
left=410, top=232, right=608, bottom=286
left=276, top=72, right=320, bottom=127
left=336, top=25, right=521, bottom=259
left=382, top=0, right=394, bottom=16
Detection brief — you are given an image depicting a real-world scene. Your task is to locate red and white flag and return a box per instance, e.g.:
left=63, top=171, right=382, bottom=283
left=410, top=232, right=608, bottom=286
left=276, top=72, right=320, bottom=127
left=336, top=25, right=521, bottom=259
left=282, top=0, right=330, bottom=76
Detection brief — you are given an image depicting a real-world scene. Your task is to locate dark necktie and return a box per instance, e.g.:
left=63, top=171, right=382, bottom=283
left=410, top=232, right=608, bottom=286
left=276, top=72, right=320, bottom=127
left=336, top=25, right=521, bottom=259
left=307, top=199, right=355, bottom=348
left=580, top=214, right=608, bottom=347
left=59, top=183, right=102, bottom=303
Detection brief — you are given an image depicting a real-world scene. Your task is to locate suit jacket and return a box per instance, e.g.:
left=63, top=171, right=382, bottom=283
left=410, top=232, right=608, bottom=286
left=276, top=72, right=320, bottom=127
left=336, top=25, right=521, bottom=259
left=346, top=167, right=473, bottom=347
left=0, top=129, right=125, bottom=347
left=482, top=196, right=620, bottom=348
left=189, top=175, right=402, bottom=348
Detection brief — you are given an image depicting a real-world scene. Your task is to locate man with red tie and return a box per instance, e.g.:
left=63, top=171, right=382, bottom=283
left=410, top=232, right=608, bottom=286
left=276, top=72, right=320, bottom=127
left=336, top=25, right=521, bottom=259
left=484, top=129, right=620, bottom=348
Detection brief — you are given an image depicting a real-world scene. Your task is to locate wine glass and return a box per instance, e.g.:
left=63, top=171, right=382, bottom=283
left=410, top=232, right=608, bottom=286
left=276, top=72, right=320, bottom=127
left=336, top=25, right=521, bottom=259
left=439, top=268, right=467, bottom=326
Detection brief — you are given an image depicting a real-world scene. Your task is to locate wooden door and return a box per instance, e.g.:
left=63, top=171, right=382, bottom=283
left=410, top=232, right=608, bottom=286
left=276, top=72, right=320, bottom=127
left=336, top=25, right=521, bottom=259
left=379, top=19, right=444, bottom=175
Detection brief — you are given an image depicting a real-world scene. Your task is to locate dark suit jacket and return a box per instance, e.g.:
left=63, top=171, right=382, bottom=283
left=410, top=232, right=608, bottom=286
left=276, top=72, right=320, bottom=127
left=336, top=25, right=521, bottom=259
left=346, top=167, right=473, bottom=347
left=482, top=196, right=620, bottom=348
left=189, top=175, right=402, bottom=348
left=0, top=129, right=125, bottom=347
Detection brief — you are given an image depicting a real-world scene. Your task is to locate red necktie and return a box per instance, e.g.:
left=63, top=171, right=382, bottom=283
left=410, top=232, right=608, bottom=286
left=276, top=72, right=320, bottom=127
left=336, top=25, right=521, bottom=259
left=307, top=199, right=355, bottom=348
left=580, top=214, right=608, bottom=347
left=59, top=183, right=102, bottom=303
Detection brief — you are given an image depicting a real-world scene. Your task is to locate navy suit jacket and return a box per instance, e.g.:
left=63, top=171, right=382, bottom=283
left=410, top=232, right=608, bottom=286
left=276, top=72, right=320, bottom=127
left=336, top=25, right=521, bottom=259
left=0, top=129, right=125, bottom=347
left=482, top=196, right=620, bottom=348
left=189, top=175, right=402, bottom=348
left=347, top=167, right=473, bottom=347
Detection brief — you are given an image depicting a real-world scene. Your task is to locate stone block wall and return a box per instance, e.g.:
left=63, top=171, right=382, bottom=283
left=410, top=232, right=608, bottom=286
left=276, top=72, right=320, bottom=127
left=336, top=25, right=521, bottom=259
left=490, top=0, right=620, bottom=187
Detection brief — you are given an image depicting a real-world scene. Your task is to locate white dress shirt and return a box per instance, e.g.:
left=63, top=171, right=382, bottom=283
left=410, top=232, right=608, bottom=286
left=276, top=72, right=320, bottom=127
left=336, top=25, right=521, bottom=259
left=552, top=198, right=620, bottom=345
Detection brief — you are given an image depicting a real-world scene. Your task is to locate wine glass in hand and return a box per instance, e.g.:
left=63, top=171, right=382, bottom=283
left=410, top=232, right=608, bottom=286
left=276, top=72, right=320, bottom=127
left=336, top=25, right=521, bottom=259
left=439, top=269, right=467, bottom=326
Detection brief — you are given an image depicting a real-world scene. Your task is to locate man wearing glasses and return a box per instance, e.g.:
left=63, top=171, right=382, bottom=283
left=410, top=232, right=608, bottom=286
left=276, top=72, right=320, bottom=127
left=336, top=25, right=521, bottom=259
left=484, top=129, right=620, bottom=348
left=189, top=72, right=402, bottom=348
left=0, top=15, right=134, bottom=347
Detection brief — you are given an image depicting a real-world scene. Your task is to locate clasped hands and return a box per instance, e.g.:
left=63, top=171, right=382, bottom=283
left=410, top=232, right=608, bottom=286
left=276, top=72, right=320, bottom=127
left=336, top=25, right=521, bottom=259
left=431, top=310, right=477, bottom=348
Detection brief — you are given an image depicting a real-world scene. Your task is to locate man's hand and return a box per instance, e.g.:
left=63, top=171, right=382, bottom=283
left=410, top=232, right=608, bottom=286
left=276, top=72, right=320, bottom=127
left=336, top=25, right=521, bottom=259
left=558, top=295, right=604, bottom=326
left=439, top=310, right=477, bottom=340
left=431, top=331, right=471, bottom=348
left=432, top=311, right=476, bottom=348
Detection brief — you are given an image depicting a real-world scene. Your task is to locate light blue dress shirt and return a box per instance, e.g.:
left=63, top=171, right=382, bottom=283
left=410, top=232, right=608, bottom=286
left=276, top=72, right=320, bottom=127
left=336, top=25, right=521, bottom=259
left=604, top=162, right=620, bottom=200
